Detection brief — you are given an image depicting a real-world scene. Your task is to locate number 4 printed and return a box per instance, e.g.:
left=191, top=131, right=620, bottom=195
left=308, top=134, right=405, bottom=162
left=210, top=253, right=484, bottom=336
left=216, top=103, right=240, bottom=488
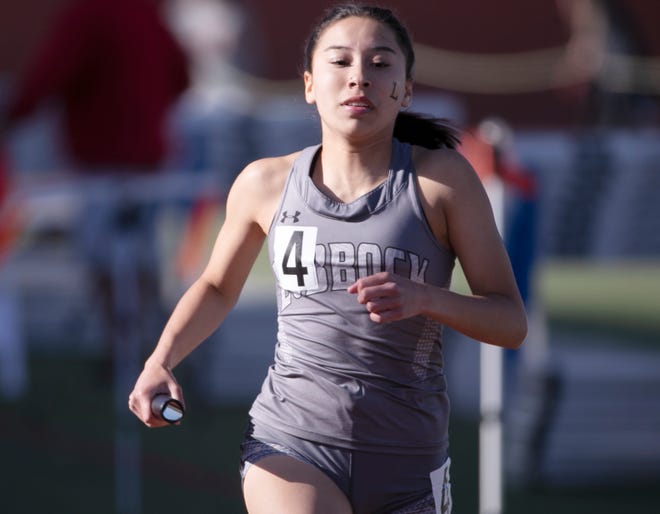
left=273, top=226, right=319, bottom=292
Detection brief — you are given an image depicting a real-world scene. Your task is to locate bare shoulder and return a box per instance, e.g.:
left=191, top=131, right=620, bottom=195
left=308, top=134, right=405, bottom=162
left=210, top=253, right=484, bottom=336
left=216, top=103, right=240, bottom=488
left=227, top=151, right=300, bottom=231
left=411, top=146, right=490, bottom=250
left=412, top=146, right=487, bottom=213
left=232, top=152, right=299, bottom=196
left=413, top=146, right=482, bottom=195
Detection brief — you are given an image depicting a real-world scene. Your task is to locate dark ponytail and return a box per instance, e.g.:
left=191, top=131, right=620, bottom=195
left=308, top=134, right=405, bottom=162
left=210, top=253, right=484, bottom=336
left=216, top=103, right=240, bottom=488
left=394, top=112, right=460, bottom=150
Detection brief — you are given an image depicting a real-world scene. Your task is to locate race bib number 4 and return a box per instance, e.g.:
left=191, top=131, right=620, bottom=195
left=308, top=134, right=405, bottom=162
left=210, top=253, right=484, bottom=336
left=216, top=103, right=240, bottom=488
left=272, top=226, right=319, bottom=292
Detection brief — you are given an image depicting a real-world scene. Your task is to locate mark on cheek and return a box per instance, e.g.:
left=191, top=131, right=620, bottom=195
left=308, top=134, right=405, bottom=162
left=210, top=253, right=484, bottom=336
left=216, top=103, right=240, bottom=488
left=390, top=81, right=399, bottom=100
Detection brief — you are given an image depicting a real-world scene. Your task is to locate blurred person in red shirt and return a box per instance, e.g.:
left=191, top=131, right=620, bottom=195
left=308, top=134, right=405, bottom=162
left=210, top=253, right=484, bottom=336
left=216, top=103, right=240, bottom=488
left=2, top=0, right=189, bottom=169
left=0, top=0, right=190, bottom=380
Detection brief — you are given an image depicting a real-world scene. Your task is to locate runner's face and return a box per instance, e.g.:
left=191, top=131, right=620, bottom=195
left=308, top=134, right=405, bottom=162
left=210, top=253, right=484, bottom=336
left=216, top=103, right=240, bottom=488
left=304, top=16, right=411, bottom=138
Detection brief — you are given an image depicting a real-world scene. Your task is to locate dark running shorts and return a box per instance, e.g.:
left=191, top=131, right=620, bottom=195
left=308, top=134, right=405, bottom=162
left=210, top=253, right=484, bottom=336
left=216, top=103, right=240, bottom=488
left=239, top=421, right=452, bottom=514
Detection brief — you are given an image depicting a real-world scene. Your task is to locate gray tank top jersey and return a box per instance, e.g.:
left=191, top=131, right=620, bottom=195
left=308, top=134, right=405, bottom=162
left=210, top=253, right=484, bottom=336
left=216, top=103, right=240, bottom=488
left=249, top=138, right=456, bottom=455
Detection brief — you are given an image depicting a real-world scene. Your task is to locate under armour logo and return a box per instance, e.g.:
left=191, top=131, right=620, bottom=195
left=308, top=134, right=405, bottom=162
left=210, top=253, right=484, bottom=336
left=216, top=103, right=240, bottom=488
left=281, top=210, right=301, bottom=223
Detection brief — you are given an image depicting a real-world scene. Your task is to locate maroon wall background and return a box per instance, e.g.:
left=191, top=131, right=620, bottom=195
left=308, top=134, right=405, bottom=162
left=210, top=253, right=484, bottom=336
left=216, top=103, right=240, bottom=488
left=2, top=0, right=658, bottom=127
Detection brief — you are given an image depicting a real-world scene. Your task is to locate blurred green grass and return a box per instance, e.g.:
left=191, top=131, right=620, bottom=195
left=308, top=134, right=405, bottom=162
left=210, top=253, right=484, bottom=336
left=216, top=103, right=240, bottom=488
left=539, top=260, right=660, bottom=342
left=2, top=258, right=659, bottom=513
left=449, top=258, right=660, bottom=345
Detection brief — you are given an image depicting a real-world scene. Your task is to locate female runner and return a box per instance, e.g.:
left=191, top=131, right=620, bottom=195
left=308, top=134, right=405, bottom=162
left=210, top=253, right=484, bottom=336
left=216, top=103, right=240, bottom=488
left=129, top=5, right=527, bottom=513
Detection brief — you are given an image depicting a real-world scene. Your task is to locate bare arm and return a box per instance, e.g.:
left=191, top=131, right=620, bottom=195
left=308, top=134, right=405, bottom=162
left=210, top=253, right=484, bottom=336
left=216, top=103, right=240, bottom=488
left=348, top=149, right=527, bottom=348
left=129, top=156, right=291, bottom=426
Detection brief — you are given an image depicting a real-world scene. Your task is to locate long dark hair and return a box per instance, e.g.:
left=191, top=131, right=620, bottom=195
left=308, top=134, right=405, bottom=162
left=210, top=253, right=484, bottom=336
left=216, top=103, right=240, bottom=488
left=303, top=4, right=460, bottom=150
